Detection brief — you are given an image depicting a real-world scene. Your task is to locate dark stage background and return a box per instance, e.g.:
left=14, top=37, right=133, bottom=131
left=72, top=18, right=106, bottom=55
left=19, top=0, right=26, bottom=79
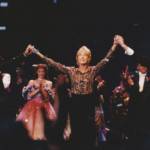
left=0, top=0, right=150, bottom=150
left=1, top=0, right=150, bottom=85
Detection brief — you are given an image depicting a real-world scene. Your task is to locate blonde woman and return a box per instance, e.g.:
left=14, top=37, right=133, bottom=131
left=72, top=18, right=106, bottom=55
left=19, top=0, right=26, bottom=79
left=23, top=35, right=134, bottom=148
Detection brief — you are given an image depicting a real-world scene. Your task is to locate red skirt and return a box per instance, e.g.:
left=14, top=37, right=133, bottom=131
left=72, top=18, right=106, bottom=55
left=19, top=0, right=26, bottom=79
left=16, top=97, right=57, bottom=140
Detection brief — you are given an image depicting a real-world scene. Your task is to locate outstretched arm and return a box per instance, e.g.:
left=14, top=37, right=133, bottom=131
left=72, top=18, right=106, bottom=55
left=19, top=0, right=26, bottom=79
left=95, top=35, right=134, bottom=73
left=24, top=44, right=69, bottom=74
left=115, top=35, right=134, bottom=56
left=94, top=36, right=118, bottom=72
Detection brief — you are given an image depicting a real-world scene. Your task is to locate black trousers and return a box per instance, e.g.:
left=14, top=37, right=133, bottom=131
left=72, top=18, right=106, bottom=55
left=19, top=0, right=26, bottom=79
left=69, top=94, right=96, bottom=149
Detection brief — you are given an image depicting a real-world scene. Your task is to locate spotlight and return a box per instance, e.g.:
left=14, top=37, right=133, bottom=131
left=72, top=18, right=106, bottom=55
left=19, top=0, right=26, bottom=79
left=0, top=2, right=8, bottom=8
left=52, top=0, right=58, bottom=4
left=0, top=26, right=7, bottom=31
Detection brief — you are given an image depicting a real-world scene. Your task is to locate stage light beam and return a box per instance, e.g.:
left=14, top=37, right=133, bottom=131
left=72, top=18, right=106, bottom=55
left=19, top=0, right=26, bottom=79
left=0, top=2, right=8, bottom=8
left=0, top=26, right=7, bottom=31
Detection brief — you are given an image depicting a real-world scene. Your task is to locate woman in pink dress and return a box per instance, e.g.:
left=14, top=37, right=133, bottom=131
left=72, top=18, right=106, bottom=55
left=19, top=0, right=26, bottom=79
left=16, top=64, right=57, bottom=140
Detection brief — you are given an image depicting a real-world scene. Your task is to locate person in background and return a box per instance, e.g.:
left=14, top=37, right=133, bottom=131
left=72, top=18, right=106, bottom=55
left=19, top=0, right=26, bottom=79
left=94, top=75, right=110, bottom=146
left=123, top=56, right=150, bottom=150
left=16, top=64, right=57, bottom=141
left=46, top=73, right=71, bottom=150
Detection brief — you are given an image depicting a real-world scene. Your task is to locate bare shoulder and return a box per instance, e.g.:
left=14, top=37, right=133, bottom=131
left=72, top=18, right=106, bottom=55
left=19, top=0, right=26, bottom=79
left=45, top=80, right=53, bottom=85
left=28, top=79, right=35, bottom=85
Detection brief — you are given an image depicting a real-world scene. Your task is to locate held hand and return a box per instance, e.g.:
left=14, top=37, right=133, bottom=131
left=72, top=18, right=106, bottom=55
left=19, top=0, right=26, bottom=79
left=39, top=81, right=45, bottom=91
left=112, top=35, right=124, bottom=49
left=23, top=44, right=35, bottom=56
left=114, top=35, right=125, bottom=47
left=114, top=35, right=134, bottom=55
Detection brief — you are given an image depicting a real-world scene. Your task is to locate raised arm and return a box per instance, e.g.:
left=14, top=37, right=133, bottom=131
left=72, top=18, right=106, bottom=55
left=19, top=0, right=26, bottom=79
left=115, top=35, right=134, bottom=56
left=24, top=45, right=69, bottom=74
left=94, top=36, right=118, bottom=72
left=95, top=35, right=134, bottom=73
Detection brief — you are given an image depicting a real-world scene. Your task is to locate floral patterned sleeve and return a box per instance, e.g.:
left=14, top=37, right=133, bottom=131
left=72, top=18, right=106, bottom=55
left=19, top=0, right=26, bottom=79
left=94, top=46, right=117, bottom=74
left=22, top=80, right=34, bottom=99
left=42, top=56, right=69, bottom=74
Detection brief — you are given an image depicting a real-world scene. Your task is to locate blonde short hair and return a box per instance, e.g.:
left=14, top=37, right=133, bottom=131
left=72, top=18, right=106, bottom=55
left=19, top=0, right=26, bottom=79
left=76, top=46, right=92, bottom=64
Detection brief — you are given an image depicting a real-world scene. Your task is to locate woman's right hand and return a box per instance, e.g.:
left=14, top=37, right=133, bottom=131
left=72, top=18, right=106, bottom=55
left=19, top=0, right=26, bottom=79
left=23, top=44, right=34, bottom=56
left=114, top=35, right=125, bottom=46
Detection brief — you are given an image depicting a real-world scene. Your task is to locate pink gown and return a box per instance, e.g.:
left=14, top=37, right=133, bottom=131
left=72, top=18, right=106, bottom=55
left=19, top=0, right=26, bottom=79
left=16, top=80, right=57, bottom=140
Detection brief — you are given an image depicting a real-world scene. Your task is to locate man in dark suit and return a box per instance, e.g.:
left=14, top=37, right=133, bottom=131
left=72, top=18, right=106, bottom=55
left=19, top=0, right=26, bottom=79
left=124, top=56, right=150, bottom=150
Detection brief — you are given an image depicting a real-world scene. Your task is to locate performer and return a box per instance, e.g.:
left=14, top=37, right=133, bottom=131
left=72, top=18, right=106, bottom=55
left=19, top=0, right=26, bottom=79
left=94, top=75, right=109, bottom=146
left=123, top=56, right=150, bottom=150
left=0, top=68, right=12, bottom=117
left=16, top=64, right=57, bottom=140
left=0, top=56, right=11, bottom=92
left=23, top=35, right=134, bottom=149
left=0, top=71, right=11, bottom=116
left=0, top=72, right=11, bottom=90
left=46, top=73, right=71, bottom=150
